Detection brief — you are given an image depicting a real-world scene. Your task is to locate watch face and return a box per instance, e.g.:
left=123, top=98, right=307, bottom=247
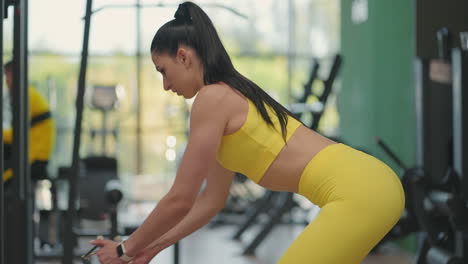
left=117, top=244, right=124, bottom=257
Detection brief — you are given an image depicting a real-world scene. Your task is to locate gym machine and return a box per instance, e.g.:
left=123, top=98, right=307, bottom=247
left=375, top=29, right=468, bottom=264
left=35, top=84, right=125, bottom=261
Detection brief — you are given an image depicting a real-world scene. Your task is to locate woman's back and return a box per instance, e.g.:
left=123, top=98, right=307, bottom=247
left=215, top=83, right=337, bottom=193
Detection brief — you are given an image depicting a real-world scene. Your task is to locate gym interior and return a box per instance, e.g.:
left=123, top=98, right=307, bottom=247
left=1, top=0, right=468, bottom=263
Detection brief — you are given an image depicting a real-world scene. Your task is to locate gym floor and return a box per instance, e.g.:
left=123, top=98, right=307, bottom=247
left=36, top=224, right=415, bottom=264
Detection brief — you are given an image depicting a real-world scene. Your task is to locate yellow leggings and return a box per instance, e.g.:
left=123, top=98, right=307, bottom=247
left=278, top=143, right=405, bottom=264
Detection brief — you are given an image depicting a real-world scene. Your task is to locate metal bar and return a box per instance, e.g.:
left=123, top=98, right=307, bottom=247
left=242, top=192, right=294, bottom=255
left=102, top=111, right=107, bottom=154
left=231, top=190, right=276, bottom=240
left=20, top=50, right=319, bottom=60
left=10, top=0, right=32, bottom=263
left=416, top=235, right=430, bottom=264
left=22, top=2, right=33, bottom=261
left=174, top=241, right=179, bottom=264
left=135, top=0, right=142, bottom=174
left=414, top=58, right=428, bottom=169
left=298, top=61, right=319, bottom=104
left=452, top=49, right=468, bottom=202
left=286, top=0, right=295, bottom=104
left=375, top=137, right=408, bottom=170
left=89, top=3, right=248, bottom=19
left=319, top=54, right=342, bottom=103
left=110, top=210, right=118, bottom=239
left=12, top=0, right=29, bottom=208
left=63, top=0, right=93, bottom=262
left=311, top=54, right=342, bottom=130
left=0, top=1, right=4, bottom=263
left=452, top=50, right=462, bottom=195
left=452, top=48, right=468, bottom=261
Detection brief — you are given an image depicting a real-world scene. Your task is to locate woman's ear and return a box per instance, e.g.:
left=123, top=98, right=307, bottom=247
left=176, top=47, right=189, bottom=67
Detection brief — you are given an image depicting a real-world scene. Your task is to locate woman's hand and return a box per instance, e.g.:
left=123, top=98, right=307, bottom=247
left=129, top=247, right=160, bottom=264
left=89, top=238, right=126, bottom=264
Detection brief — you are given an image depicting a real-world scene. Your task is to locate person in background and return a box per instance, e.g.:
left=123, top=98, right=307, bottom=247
left=3, top=59, right=55, bottom=184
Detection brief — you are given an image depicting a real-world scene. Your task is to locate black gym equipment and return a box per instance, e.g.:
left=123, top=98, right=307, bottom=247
left=451, top=41, right=468, bottom=262
left=2, top=0, right=32, bottom=263
left=29, top=0, right=96, bottom=262
left=40, top=2, right=124, bottom=262
left=76, top=84, right=123, bottom=238
left=208, top=172, right=260, bottom=228
left=374, top=29, right=468, bottom=264
left=409, top=29, right=467, bottom=264
left=231, top=54, right=342, bottom=256
left=373, top=137, right=420, bottom=244
left=61, top=0, right=93, bottom=262
left=0, top=2, right=4, bottom=264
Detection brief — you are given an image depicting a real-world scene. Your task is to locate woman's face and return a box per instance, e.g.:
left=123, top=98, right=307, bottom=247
left=152, top=48, right=203, bottom=99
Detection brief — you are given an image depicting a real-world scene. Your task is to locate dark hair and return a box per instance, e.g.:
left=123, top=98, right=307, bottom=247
left=150, top=1, right=303, bottom=140
left=4, top=60, right=13, bottom=73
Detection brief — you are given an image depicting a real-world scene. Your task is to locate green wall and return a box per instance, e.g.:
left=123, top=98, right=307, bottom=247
left=339, top=0, right=416, bottom=173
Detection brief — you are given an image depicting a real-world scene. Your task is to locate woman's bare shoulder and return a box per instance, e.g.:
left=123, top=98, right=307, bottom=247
left=196, top=82, right=245, bottom=106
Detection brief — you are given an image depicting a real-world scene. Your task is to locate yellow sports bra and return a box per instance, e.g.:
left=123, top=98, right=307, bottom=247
left=216, top=99, right=301, bottom=183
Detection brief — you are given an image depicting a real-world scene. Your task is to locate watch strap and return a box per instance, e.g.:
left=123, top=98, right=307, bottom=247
left=116, top=242, right=134, bottom=262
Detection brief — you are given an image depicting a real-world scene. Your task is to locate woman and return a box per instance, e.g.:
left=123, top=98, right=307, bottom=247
left=91, top=2, right=404, bottom=263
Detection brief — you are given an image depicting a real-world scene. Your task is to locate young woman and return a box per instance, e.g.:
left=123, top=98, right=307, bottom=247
left=91, top=2, right=404, bottom=263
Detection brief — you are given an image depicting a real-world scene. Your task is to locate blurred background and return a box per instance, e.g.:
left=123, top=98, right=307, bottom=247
left=2, top=0, right=468, bottom=263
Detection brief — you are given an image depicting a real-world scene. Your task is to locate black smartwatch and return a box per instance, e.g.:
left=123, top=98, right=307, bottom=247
left=116, top=241, right=134, bottom=262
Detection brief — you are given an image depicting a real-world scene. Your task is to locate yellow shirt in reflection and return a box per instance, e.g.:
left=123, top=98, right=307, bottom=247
left=3, top=86, right=55, bottom=182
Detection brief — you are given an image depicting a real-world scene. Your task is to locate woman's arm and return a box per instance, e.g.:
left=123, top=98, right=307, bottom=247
left=135, top=161, right=235, bottom=261
left=120, top=191, right=192, bottom=257
left=122, top=86, right=230, bottom=257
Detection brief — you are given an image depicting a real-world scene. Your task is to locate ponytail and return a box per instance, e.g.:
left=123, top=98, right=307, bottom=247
left=151, top=2, right=303, bottom=140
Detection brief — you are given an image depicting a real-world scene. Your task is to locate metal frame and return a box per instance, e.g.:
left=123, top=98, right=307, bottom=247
left=405, top=50, right=468, bottom=264
left=88, top=2, right=247, bottom=19
left=62, top=0, right=93, bottom=262
left=452, top=48, right=468, bottom=260
left=6, top=0, right=33, bottom=263
left=414, top=58, right=426, bottom=169
left=135, top=0, right=143, bottom=175
left=452, top=49, right=468, bottom=203
left=0, top=1, right=4, bottom=263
